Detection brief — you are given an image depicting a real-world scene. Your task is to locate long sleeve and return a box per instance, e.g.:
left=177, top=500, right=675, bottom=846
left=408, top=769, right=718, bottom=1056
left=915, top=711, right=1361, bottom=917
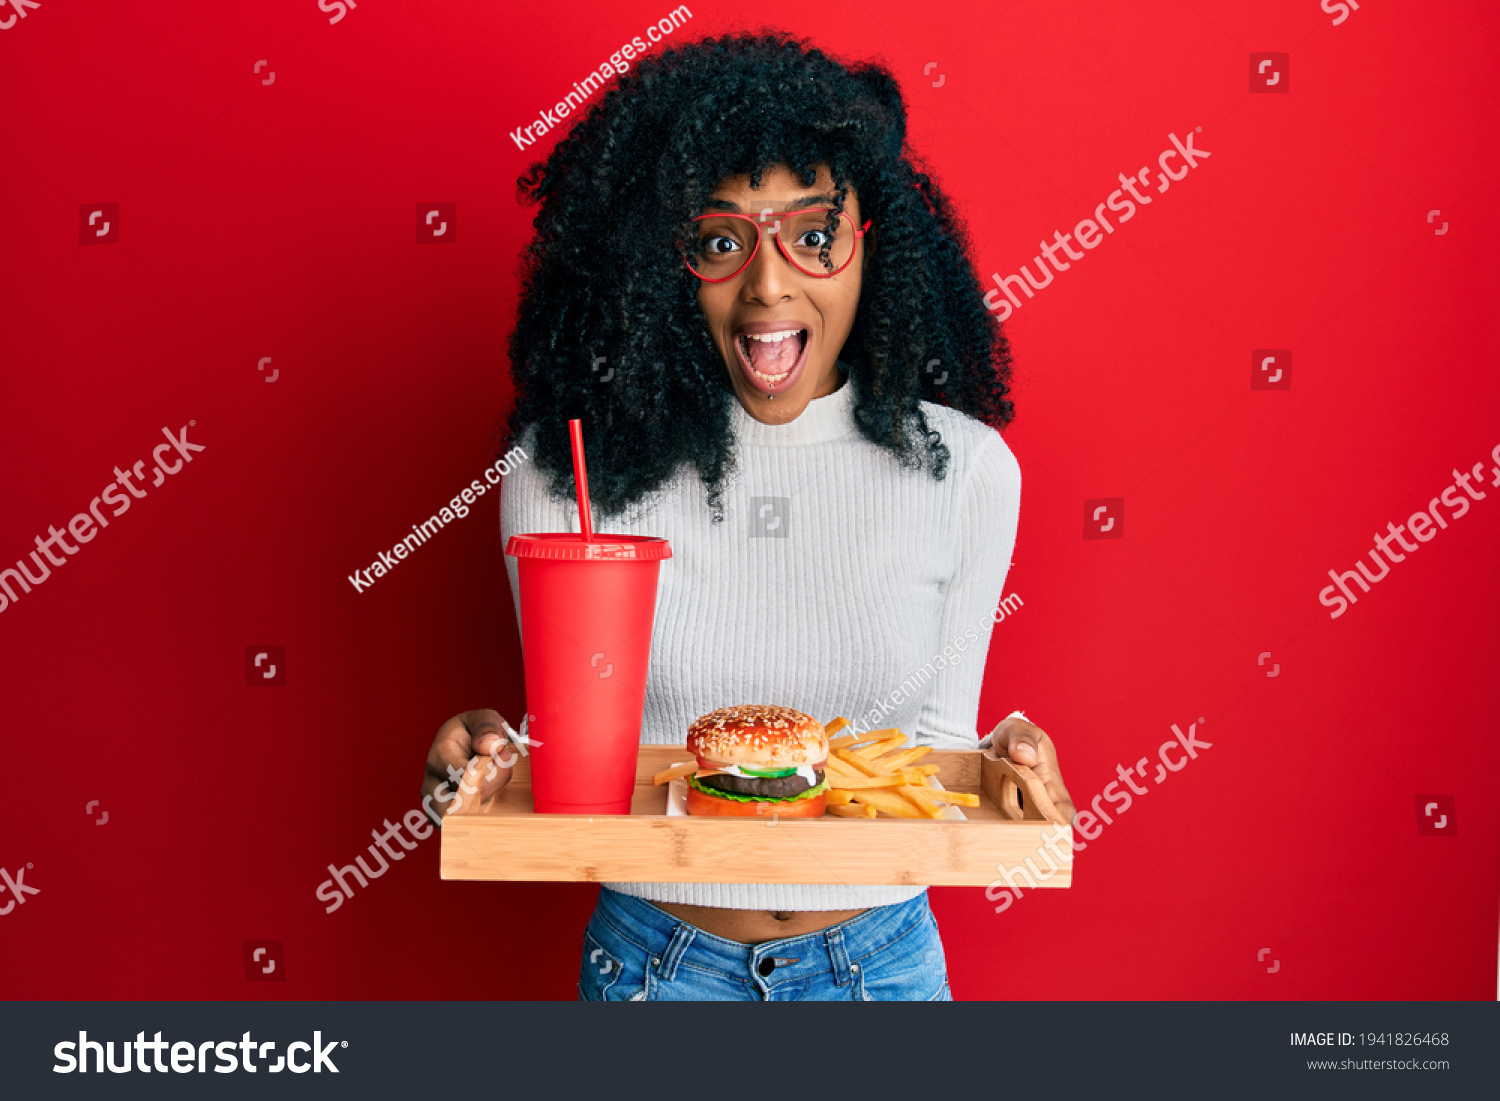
left=913, top=429, right=1021, bottom=750
left=499, top=426, right=574, bottom=644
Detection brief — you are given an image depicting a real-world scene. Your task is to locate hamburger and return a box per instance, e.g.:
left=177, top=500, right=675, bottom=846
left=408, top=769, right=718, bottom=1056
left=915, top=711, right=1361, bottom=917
left=685, top=705, right=829, bottom=818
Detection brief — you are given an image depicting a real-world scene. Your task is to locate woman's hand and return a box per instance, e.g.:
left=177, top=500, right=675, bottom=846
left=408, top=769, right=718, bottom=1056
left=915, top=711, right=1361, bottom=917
left=990, top=715, right=1076, bottom=824
left=421, top=709, right=516, bottom=821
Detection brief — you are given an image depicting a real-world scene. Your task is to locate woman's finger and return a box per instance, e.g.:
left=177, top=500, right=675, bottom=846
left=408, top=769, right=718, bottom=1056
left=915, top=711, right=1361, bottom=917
left=428, top=719, right=474, bottom=776
left=463, top=708, right=505, bottom=758
left=471, top=748, right=516, bottom=803
left=463, top=710, right=518, bottom=802
left=997, top=718, right=1041, bottom=765
left=997, top=720, right=1076, bottom=824
left=423, top=710, right=514, bottom=817
left=1030, top=732, right=1076, bottom=824
left=1049, top=794, right=1076, bottom=824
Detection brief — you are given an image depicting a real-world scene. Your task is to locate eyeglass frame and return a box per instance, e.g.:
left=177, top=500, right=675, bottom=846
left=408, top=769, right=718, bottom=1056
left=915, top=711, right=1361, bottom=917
left=681, top=207, right=873, bottom=283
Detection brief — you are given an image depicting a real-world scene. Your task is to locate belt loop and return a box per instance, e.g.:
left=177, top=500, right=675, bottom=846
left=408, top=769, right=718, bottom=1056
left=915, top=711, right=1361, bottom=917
left=656, top=922, right=696, bottom=983
left=824, top=926, right=853, bottom=987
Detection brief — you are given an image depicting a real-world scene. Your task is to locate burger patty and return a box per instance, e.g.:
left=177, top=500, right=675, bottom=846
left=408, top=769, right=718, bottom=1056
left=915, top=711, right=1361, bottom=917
left=695, top=769, right=824, bottom=800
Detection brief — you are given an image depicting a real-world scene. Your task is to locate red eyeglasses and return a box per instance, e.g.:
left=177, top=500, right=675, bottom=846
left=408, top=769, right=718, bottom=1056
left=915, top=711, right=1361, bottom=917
left=683, top=207, right=872, bottom=282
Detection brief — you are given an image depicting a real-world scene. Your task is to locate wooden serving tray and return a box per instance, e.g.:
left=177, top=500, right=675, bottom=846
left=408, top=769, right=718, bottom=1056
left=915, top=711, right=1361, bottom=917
left=439, top=745, right=1072, bottom=887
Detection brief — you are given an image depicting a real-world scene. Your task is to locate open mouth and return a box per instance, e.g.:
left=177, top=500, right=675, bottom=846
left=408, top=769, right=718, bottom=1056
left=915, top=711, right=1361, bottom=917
left=733, top=328, right=810, bottom=393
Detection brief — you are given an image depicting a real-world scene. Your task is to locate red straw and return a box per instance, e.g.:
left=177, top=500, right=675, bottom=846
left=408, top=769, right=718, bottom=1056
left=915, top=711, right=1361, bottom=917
left=568, top=418, right=594, bottom=542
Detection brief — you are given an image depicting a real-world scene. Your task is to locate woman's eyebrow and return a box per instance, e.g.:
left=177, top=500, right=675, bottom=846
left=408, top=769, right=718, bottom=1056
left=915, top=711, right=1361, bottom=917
left=701, top=193, right=839, bottom=213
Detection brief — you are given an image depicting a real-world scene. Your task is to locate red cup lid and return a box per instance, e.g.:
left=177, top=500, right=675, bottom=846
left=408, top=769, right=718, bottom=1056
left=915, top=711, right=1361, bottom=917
left=504, top=533, right=673, bottom=561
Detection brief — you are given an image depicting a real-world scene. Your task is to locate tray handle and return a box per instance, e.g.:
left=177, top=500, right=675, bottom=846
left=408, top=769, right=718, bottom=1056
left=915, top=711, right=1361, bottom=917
left=979, top=753, right=1070, bottom=827
left=442, top=754, right=519, bottom=818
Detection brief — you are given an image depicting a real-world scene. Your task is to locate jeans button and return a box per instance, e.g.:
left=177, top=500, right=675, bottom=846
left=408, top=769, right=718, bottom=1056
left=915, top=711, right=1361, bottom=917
left=756, top=957, right=776, bottom=977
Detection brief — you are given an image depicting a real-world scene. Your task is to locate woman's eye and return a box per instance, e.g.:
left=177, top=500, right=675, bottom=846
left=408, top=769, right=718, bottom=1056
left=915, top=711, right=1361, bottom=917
left=796, top=230, right=833, bottom=249
left=703, top=236, right=740, bottom=255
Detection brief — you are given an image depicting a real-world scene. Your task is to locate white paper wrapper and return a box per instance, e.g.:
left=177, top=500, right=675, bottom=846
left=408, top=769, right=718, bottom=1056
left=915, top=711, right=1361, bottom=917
left=666, top=770, right=690, bottom=816
left=934, top=783, right=968, bottom=821
left=666, top=764, right=966, bottom=820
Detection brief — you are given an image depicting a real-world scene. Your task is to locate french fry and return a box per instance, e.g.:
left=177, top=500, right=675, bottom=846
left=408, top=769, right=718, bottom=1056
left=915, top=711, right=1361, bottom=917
left=899, top=784, right=945, bottom=819
left=848, top=790, right=925, bottom=818
left=873, top=746, right=932, bottom=771
left=822, top=721, right=981, bottom=821
left=824, top=755, right=869, bottom=782
left=825, top=780, right=867, bottom=799
left=827, top=772, right=907, bottom=790
left=853, top=734, right=906, bottom=759
left=833, top=748, right=885, bottom=777
left=828, top=804, right=878, bottom=818
left=824, top=716, right=850, bottom=735
left=924, top=787, right=980, bottom=808
left=652, top=760, right=698, bottom=786
left=855, top=741, right=904, bottom=763
left=824, top=781, right=868, bottom=798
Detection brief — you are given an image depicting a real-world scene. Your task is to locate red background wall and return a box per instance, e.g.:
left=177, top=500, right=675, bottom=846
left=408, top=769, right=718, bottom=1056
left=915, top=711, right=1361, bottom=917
left=2, top=0, right=1496, bottom=1001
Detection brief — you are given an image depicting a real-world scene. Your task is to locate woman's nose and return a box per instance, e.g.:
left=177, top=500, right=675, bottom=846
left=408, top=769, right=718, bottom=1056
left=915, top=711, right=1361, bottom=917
left=740, top=224, right=797, bottom=300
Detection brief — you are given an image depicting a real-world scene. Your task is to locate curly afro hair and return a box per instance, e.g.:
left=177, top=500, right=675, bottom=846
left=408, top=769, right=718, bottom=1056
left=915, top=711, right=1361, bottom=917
left=506, top=29, right=1014, bottom=521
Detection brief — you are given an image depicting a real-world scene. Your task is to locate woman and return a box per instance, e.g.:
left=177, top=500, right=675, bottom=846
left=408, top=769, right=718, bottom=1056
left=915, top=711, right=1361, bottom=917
left=422, top=31, right=1075, bottom=1000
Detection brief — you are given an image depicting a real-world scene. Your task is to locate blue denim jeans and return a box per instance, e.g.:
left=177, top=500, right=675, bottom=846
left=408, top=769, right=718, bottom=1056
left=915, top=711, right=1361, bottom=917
left=578, top=888, right=951, bottom=1001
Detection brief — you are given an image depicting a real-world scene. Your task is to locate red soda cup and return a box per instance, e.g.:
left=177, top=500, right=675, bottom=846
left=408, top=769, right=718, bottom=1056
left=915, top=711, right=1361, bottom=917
left=504, top=533, right=671, bottom=814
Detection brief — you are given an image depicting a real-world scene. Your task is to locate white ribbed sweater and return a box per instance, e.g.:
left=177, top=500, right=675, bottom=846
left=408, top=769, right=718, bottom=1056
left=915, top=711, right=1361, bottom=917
left=500, top=372, right=1021, bottom=910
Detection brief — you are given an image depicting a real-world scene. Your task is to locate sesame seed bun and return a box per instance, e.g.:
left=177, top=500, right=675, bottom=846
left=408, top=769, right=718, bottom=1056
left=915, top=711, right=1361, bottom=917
left=686, top=705, right=828, bottom=769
